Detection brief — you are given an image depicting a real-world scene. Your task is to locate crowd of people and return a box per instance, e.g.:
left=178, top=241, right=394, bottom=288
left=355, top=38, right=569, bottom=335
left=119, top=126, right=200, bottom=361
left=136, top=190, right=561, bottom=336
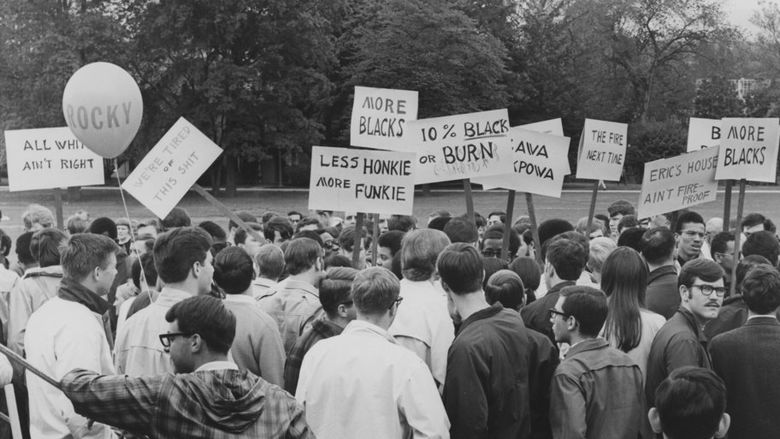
left=0, top=198, right=776, bottom=438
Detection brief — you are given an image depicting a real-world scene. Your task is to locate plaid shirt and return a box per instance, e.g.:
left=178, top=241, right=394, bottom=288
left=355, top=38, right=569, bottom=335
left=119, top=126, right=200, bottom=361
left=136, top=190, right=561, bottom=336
left=283, top=318, right=344, bottom=393
left=61, top=366, right=314, bottom=439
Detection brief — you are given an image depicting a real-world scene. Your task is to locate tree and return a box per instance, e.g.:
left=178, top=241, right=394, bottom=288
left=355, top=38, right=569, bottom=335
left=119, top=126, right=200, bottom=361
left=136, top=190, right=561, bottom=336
left=693, top=76, right=742, bottom=118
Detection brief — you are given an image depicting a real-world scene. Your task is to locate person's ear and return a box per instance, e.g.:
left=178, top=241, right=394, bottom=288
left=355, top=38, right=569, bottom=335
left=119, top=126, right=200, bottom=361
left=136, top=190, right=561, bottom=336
left=440, top=280, right=452, bottom=293
left=679, top=285, right=690, bottom=302
left=647, top=408, right=663, bottom=434
left=190, top=333, right=203, bottom=353
left=92, top=265, right=102, bottom=282
left=336, top=304, right=349, bottom=319
left=714, top=413, right=730, bottom=438
left=566, top=315, right=577, bottom=332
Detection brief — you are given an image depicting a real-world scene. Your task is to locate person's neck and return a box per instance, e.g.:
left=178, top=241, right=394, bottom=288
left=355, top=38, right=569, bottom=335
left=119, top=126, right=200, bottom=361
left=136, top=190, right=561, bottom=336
left=163, top=280, right=199, bottom=296
left=679, top=251, right=699, bottom=263
left=237, top=287, right=253, bottom=297
left=257, top=275, right=278, bottom=283
left=288, top=269, right=319, bottom=287
left=191, top=353, right=229, bottom=371
left=453, top=291, right=490, bottom=322
left=647, top=259, right=674, bottom=272
left=682, top=304, right=709, bottom=329
left=358, top=313, right=392, bottom=331
left=567, top=332, right=593, bottom=347
left=549, top=276, right=573, bottom=289
left=748, top=310, right=777, bottom=319
left=325, top=313, right=351, bottom=328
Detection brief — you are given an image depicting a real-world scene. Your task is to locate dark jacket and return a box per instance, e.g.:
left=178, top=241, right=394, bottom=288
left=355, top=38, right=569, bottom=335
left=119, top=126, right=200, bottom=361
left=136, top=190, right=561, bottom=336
left=520, top=281, right=576, bottom=343
left=704, top=295, right=780, bottom=340
left=443, top=304, right=532, bottom=439
left=710, top=317, right=780, bottom=439
left=645, top=266, right=679, bottom=320
left=283, top=318, right=343, bottom=393
left=526, top=326, right=558, bottom=439
left=645, top=307, right=711, bottom=407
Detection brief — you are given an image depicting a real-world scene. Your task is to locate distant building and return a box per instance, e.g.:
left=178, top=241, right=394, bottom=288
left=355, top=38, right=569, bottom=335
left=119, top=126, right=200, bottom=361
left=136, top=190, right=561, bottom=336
left=695, top=77, right=774, bottom=100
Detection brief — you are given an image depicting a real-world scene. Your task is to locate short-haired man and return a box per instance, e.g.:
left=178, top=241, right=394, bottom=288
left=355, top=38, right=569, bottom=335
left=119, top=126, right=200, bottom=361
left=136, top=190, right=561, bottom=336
left=389, top=229, right=454, bottom=388
left=252, top=244, right=285, bottom=298
left=61, top=295, right=314, bottom=438
left=549, top=286, right=646, bottom=438
left=296, top=268, right=449, bottom=439
left=288, top=211, right=303, bottom=229
left=257, top=238, right=324, bottom=353
left=481, top=224, right=520, bottom=261
left=741, top=212, right=775, bottom=239
left=443, top=216, right=478, bottom=245
left=227, top=211, right=258, bottom=244
left=387, top=214, right=416, bottom=233
left=710, top=231, right=736, bottom=291
left=25, top=233, right=119, bottom=438
left=376, top=230, right=405, bottom=271
left=742, top=230, right=780, bottom=267
left=22, top=203, right=54, bottom=232
left=439, top=244, right=533, bottom=439
left=486, top=211, right=506, bottom=227
left=213, top=247, right=285, bottom=387
left=642, top=227, right=680, bottom=319
left=338, top=226, right=367, bottom=268
left=674, top=211, right=708, bottom=269
left=234, top=223, right=265, bottom=258
left=264, top=217, right=294, bottom=245
left=709, top=264, right=780, bottom=439
left=115, top=227, right=213, bottom=376
left=649, top=366, right=730, bottom=439
left=521, top=233, right=589, bottom=343
left=607, top=199, right=635, bottom=240
left=646, top=259, right=725, bottom=408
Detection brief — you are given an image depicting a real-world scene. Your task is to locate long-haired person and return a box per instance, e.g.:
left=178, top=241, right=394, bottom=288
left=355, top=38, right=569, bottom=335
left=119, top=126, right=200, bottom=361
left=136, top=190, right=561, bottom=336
left=600, top=247, right=665, bottom=380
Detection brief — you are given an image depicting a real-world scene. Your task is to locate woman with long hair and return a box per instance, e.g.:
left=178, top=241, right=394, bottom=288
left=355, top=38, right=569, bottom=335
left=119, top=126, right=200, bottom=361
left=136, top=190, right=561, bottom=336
left=600, top=247, right=665, bottom=380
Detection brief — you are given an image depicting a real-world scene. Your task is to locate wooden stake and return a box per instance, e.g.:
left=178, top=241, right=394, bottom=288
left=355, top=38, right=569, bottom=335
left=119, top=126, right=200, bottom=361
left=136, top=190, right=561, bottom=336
left=722, top=180, right=733, bottom=231
left=729, top=179, right=746, bottom=297
left=462, top=179, right=475, bottom=222
left=353, top=213, right=365, bottom=269
left=191, top=184, right=264, bottom=242
left=0, top=344, right=61, bottom=392
left=54, top=188, right=64, bottom=230
left=585, top=180, right=599, bottom=233
left=371, top=213, right=380, bottom=267
left=525, top=192, right=544, bottom=267
left=501, top=190, right=516, bottom=261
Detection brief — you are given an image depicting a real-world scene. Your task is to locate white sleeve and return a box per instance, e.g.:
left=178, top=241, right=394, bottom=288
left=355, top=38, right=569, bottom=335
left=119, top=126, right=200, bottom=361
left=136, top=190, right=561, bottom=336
left=398, top=362, right=451, bottom=439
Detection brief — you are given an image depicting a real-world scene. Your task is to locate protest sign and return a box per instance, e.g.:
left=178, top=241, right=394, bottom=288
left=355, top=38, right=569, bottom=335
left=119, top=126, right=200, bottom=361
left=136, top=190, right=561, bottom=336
left=407, top=109, right=512, bottom=184
left=350, top=86, right=418, bottom=151
left=576, top=119, right=628, bottom=181
left=309, top=146, right=416, bottom=215
left=4, top=127, right=105, bottom=192
left=475, top=128, right=570, bottom=197
left=519, top=118, right=564, bottom=136
left=122, top=118, right=222, bottom=218
left=687, top=117, right=720, bottom=152
left=714, top=117, right=780, bottom=182
left=638, top=147, right=719, bottom=218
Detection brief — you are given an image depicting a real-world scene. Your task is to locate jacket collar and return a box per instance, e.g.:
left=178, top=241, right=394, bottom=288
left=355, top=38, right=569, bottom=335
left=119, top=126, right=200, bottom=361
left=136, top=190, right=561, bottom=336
left=676, top=306, right=707, bottom=343
left=344, top=319, right=396, bottom=343
left=745, top=315, right=780, bottom=326
left=57, top=277, right=110, bottom=315
left=565, top=337, right=609, bottom=358
left=458, top=303, right=503, bottom=335
left=547, top=280, right=576, bottom=296
left=648, top=265, right=676, bottom=282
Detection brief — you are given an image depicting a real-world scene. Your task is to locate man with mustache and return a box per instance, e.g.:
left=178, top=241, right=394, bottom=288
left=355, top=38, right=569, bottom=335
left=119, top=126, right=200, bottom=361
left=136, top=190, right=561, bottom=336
left=645, top=259, right=725, bottom=408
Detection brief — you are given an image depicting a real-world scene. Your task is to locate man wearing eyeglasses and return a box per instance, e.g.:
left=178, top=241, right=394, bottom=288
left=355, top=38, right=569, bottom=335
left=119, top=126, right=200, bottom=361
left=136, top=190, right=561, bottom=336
left=646, top=259, right=726, bottom=409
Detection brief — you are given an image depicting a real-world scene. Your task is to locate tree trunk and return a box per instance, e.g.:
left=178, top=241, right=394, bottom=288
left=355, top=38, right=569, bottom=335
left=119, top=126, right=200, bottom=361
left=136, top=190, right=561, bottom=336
left=225, top=155, right=237, bottom=198
left=210, top=164, right=223, bottom=197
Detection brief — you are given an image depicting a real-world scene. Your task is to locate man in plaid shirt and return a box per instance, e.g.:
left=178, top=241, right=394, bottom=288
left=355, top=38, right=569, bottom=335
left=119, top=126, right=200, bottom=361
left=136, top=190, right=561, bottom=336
left=60, top=295, right=313, bottom=439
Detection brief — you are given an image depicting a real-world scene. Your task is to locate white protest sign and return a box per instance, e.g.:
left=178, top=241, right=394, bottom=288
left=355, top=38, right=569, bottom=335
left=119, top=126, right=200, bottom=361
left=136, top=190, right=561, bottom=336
left=687, top=118, right=720, bottom=152
left=576, top=119, right=628, bottom=181
left=519, top=118, right=564, bottom=136
left=4, top=127, right=104, bottom=192
left=715, top=118, right=780, bottom=182
left=122, top=118, right=222, bottom=218
left=638, top=147, right=719, bottom=218
left=407, top=109, right=512, bottom=184
left=475, top=128, right=570, bottom=198
left=308, top=146, right=415, bottom=215
left=350, top=86, right=418, bottom=151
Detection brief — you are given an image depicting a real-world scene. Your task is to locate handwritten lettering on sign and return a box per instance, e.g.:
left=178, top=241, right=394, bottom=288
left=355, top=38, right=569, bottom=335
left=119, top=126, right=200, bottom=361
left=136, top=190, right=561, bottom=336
left=309, top=146, right=415, bottom=215
left=576, top=119, right=628, bottom=181
left=714, top=118, right=780, bottom=182
left=407, top=109, right=513, bottom=184
left=350, top=86, right=418, bottom=151
left=686, top=118, right=720, bottom=152
left=122, top=118, right=222, bottom=219
left=4, top=127, right=104, bottom=192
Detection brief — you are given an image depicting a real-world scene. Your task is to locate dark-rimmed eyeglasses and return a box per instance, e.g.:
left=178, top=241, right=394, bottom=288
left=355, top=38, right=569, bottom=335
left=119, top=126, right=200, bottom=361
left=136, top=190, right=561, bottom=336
left=548, top=308, right=569, bottom=319
left=691, top=284, right=727, bottom=297
left=159, top=332, right=193, bottom=348
left=390, top=297, right=403, bottom=310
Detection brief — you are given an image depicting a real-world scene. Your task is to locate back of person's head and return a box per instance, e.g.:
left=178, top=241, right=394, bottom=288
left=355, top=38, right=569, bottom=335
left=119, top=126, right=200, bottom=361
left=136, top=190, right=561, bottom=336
left=607, top=200, right=635, bottom=217
left=742, top=230, right=780, bottom=266
left=60, top=233, right=119, bottom=280
left=485, top=269, right=524, bottom=310
left=324, top=254, right=352, bottom=269
left=427, top=210, right=451, bottom=225
left=377, top=230, right=405, bottom=256
left=400, top=229, right=450, bottom=281
left=66, top=213, right=90, bottom=235
left=284, top=238, right=322, bottom=275
left=674, top=210, right=705, bottom=234
left=509, top=256, right=541, bottom=294
left=601, top=247, right=647, bottom=352
left=22, top=204, right=54, bottom=230
left=0, top=228, right=11, bottom=259
left=262, top=211, right=280, bottom=225
left=641, top=227, right=676, bottom=265
left=735, top=255, right=771, bottom=294
left=482, top=256, right=508, bottom=289
left=678, top=259, right=725, bottom=289
left=319, top=266, right=359, bottom=315
left=709, top=231, right=735, bottom=259
left=255, top=244, right=285, bottom=280
left=483, top=225, right=520, bottom=259
left=437, top=243, right=483, bottom=295
left=617, top=214, right=639, bottom=233
left=131, top=251, right=158, bottom=290
left=165, top=295, right=236, bottom=355
left=575, top=216, right=606, bottom=237
left=537, top=218, right=574, bottom=248
left=15, top=232, right=35, bottom=265
left=351, top=267, right=400, bottom=315
left=198, top=221, right=227, bottom=243
left=296, top=217, right=321, bottom=232
left=560, top=286, right=608, bottom=337
left=160, top=207, right=191, bottom=230
left=338, top=226, right=368, bottom=253
left=545, top=235, right=588, bottom=281
left=234, top=223, right=263, bottom=245
left=443, top=217, right=478, bottom=244
left=740, top=264, right=780, bottom=314
left=427, top=215, right=452, bottom=231
left=228, top=211, right=258, bottom=231
left=213, top=247, right=254, bottom=295
left=263, top=216, right=294, bottom=243
left=87, top=217, right=118, bottom=242
left=652, top=366, right=728, bottom=439
left=741, top=212, right=769, bottom=231
left=617, top=227, right=645, bottom=251
left=387, top=215, right=416, bottom=232
left=588, top=237, right=617, bottom=275
left=31, top=228, right=67, bottom=267
left=292, top=230, right=324, bottom=247
left=153, top=227, right=212, bottom=284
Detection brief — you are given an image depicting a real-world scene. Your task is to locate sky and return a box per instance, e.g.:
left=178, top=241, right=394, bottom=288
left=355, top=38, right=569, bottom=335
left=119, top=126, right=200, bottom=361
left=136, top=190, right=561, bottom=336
left=722, top=0, right=770, bottom=37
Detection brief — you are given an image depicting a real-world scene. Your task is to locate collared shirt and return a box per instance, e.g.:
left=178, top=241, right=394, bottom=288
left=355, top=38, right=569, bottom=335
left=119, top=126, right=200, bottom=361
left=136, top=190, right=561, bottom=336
left=0, top=265, right=20, bottom=344
left=284, top=317, right=343, bottom=394
left=223, top=294, right=286, bottom=386
left=296, top=320, right=450, bottom=439
left=8, top=265, right=63, bottom=356
left=389, top=278, right=454, bottom=386
left=645, top=307, right=712, bottom=407
left=257, top=279, right=322, bottom=354
left=61, top=367, right=313, bottom=439
left=196, top=361, right=239, bottom=372
left=550, top=338, right=646, bottom=439
left=252, top=277, right=278, bottom=299
left=114, top=286, right=192, bottom=376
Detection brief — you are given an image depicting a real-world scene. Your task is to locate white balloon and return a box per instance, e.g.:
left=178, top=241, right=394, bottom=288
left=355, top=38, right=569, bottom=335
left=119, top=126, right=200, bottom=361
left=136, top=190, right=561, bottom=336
left=62, top=62, right=143, bottom=159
